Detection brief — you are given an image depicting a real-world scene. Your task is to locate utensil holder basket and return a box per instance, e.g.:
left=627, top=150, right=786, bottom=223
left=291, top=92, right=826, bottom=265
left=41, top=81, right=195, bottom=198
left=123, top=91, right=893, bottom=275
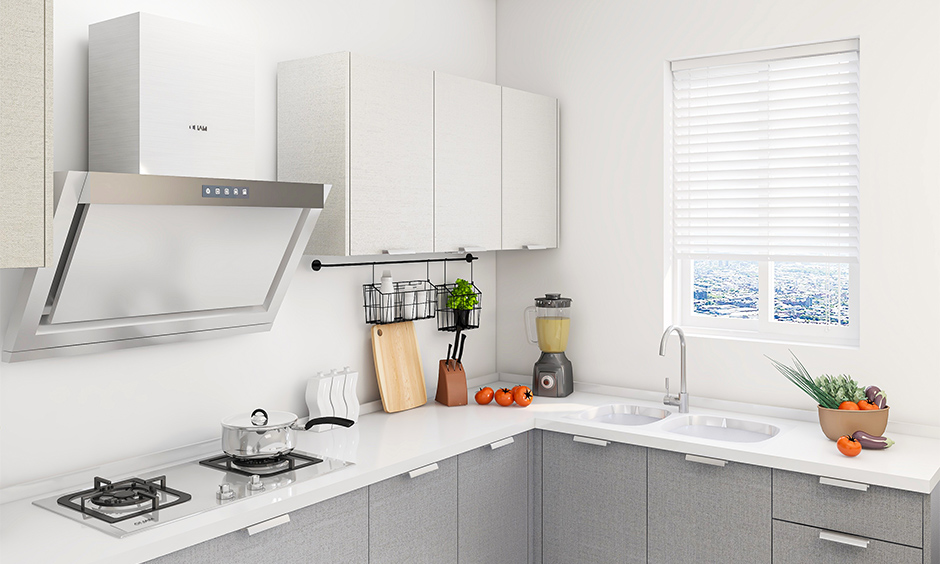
left=436, top=282, right=482, bottom=332
left=363, top=280, right=437, bottom=325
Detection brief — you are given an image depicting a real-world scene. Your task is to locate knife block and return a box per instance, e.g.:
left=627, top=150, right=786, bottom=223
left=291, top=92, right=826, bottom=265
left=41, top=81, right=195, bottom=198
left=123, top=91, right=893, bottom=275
left=435, top=360, right=468, bottom=407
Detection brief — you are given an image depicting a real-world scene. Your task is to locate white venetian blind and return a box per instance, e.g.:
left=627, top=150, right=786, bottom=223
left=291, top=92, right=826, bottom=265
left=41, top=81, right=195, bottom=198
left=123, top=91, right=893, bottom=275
left=671, top=40, right=860, bottom=263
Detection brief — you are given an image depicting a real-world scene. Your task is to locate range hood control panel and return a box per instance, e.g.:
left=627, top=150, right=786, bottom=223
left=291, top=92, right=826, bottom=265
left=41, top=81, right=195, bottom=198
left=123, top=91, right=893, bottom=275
left=203, top=185, right=249, bottom=199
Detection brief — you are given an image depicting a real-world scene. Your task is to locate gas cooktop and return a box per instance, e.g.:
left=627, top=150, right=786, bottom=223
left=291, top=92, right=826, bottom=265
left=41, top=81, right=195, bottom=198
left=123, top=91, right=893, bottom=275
left=33, top=450, right=350, bottom=538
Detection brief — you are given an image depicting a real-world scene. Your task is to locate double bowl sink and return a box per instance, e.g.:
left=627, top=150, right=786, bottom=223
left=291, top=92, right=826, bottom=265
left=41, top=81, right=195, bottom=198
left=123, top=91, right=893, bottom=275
left=573, top=404, right=780, bottom=443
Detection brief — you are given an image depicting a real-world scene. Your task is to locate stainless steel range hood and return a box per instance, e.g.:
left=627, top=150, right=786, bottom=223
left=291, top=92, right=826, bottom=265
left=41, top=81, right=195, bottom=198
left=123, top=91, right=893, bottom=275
left=3, top=171, right=330, bottom=362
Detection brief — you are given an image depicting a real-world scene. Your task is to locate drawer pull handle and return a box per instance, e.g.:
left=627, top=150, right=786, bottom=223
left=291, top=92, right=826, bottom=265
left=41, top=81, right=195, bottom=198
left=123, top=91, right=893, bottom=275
left=246, top=514, right=290, bottom=536
left=523, top=244, right=547, bottom=250
left=685, top=454, right=727, bottom=467
left=459, top=246, right=486, bottom=253
left=819, top=530, right=870, bottom=549
left=489, top=437, right=514, bottom=450
left=819, top=476, right=869, bottom=492
left=408, top=463, right=439, bottom=479
left=382, top=249, right=416, bottom=255
left=573, top=435, right=609, bottom=447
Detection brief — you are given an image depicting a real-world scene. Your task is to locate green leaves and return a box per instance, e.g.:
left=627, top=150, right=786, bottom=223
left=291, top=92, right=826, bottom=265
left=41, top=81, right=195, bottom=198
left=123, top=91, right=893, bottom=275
left=766, top=352, right=841, bottom=409
left=446, top=278, right=478, bottom=311
left=813, top=375, right=866, bottom=404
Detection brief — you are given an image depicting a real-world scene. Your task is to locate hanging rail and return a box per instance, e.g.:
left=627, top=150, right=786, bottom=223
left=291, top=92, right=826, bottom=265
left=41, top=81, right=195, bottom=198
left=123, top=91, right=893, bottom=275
left=311, top=253, right=478, bottom=272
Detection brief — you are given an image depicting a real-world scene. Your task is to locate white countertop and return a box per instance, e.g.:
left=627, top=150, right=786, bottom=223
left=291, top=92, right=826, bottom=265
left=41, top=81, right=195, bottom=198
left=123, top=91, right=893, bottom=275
left=2, top=383, right=939, bottom=564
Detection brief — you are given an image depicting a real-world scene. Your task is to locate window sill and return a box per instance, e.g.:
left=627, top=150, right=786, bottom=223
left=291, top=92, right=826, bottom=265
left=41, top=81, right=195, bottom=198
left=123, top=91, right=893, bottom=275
left=677, top=326, right=859, bottom=350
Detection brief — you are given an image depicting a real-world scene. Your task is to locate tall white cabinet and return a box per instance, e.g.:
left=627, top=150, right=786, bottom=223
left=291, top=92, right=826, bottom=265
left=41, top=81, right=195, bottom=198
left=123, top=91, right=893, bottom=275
left=0, top=0, right=53, bottom=268
left=433, top=72, right=502, bottom=252
left=278, top=52, right=434, bottom=256
left=502, top=87, right=558, bottom=250
left=278, top=52, right=557, bottom=256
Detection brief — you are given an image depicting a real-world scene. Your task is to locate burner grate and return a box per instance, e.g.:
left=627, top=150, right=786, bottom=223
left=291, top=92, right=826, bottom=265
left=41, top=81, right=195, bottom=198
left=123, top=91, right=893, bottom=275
left=199, top=451, right=322, bottom=477
left=58, top=476, right=191, bottom=524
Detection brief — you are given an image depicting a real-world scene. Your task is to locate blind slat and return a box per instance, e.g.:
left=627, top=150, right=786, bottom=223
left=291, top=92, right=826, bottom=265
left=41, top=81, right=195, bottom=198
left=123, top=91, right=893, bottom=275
left=671, top=45, right=860, bottom=263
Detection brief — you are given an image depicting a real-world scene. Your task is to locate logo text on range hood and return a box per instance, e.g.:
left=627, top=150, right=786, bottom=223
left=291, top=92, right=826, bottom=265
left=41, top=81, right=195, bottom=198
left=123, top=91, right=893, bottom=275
left=2, top=171, right=331, bottom=362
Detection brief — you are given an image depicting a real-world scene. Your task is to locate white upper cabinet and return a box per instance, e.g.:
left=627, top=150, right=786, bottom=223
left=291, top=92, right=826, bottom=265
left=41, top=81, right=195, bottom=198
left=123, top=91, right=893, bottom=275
left=433, top=72, right=501, bottom=253
left=501, top=87, right=558, bottom=250
left=278, top=52, right=433, bottom=256
left=0, top=0, right=53, bottom=268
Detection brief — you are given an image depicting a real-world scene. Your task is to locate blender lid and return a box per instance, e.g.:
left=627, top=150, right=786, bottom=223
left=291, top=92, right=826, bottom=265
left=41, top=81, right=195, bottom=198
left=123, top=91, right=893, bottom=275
left=535, top=293, right=571, bottom=308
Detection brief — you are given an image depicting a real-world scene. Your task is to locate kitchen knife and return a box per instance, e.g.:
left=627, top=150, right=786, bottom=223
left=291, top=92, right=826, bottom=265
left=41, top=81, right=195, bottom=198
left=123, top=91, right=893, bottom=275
left=446, top=343, right=452, bottom=365
left=457, top=333, right=467, bottom=366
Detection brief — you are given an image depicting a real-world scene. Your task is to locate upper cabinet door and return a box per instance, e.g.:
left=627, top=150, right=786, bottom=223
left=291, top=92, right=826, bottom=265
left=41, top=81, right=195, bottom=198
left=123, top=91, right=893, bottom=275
left=349, top=54, right=434, bottom=256
left=0, top=0, right=52, bottom=268
left=434, top=72, right=501, bottom=252
left=501, top=87, right=557, bottom=250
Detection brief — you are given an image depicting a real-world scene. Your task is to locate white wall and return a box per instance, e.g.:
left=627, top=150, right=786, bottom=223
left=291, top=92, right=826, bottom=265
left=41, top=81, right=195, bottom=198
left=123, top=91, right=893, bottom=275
left=0, top=0, right=497, bottom=488
left=495, top=0, right=940, bottom=428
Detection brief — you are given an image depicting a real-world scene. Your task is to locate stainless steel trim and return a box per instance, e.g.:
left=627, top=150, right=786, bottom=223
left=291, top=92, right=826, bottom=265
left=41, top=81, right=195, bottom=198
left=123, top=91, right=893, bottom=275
left=408, top=463, right=439, bottom=479
left=818, top=530, right=870, bottom=549
left=572, top=435, right=609, bottom=447
left=819, top=476, right=869, bottom=492
left=247, top=514, right=290, bottom=536
left=685, top=454, right=728, bottom=467
left=489, top=437, right=514, bottom=450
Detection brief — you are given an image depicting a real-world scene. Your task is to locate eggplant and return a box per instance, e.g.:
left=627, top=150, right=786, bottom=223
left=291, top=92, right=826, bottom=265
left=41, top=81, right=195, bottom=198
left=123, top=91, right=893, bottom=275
left=851, top=430, right=894, bottom=449
left=865, top=385, right=888, bottom=409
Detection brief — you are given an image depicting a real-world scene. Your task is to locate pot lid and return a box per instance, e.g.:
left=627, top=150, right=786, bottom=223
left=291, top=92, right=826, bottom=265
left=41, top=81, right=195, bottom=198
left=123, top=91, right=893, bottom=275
left=221, top=408, right=297, bottom=430
left=535, top=293, right=571, bottom=308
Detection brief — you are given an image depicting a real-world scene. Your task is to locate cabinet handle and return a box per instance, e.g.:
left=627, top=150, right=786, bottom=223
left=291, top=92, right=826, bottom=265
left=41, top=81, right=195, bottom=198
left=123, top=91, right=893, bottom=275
left=819, top=476, right=869, bottom=492
left=246, top=514, right=290, bottom=536
left=489, top=437, right=514, bottom=450
left=685, top=454, right=727, bottom=467
left=459, top=246, right=485, bottom=253
left=819, top=530, right=870, bottom=549
left=408, top=463, right=439, bottom=479
left=382, top=249, right=416, bottom=255
left=572, top=435, right=609, bottom=447
left=523, top=244, right=547, bottom=250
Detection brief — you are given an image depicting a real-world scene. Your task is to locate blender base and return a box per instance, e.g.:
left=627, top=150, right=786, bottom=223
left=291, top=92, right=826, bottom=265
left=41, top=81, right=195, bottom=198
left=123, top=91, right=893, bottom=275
left=532, top=352, right=574, bottom=397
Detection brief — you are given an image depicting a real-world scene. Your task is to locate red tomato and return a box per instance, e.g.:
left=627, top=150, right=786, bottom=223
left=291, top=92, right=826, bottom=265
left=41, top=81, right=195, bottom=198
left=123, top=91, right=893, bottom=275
left=513, top=386, right=533, bottom=407
left=836, top=435, right=861, bottom=457
left=838, top=401, right=860, bottom=410
left=474, top=387, right=494, bottom=405
left=494, top=388, right=514, bottom=406
left=857, top=399, right=878, bottom=410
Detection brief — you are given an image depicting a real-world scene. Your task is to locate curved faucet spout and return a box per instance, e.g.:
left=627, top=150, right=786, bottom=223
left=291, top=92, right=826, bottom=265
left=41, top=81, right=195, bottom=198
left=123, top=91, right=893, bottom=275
left=659, top=325, right=689, bottom=413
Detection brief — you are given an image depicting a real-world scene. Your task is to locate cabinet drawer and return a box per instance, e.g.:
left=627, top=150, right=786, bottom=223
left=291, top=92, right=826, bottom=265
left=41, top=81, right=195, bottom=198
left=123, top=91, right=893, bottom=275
left=773, top=469, right=924, bottom=547
left=773, top=520, right=921, bottom=564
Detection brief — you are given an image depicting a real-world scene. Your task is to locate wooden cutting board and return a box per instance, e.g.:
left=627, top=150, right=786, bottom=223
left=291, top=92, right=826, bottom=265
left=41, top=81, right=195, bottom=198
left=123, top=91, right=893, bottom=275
left=371, top=321, right=427, bottom=413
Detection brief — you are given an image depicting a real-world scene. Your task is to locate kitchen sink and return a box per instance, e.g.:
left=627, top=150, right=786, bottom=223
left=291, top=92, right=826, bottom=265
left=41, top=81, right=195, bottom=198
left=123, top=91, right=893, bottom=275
left=663, top=415, right=780, bottom=443
left=575, top=404, right=671, bottom=426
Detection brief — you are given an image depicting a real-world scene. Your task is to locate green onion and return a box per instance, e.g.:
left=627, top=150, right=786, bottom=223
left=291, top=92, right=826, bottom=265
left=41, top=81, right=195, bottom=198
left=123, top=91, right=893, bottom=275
left=766, top=352, right=841, bottom=409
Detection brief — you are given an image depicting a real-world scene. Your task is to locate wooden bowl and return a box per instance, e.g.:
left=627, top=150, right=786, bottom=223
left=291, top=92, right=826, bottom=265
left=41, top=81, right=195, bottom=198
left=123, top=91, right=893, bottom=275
left=817, top=405, right=889, bottom=441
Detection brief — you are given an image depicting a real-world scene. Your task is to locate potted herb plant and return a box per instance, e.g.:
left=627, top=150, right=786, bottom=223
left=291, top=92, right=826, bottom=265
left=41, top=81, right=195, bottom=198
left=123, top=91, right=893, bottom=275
left=446, top=278, right=478, bottom=329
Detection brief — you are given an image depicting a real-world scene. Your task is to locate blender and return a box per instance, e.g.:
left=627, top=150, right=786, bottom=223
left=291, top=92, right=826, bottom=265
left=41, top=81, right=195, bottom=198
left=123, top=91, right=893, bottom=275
left=525, top=293, right=573, bottom=397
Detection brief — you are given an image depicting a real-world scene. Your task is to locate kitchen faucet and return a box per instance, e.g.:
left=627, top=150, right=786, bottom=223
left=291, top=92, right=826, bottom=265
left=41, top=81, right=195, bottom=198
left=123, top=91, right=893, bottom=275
left=659, top=325, right=689, bottom=413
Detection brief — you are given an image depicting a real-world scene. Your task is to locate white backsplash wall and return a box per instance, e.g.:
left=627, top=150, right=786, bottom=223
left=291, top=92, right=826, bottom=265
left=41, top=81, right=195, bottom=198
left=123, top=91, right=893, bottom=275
left=494, top=0, right=940, bottom=429
left=0, top=0, right=497, bottom=489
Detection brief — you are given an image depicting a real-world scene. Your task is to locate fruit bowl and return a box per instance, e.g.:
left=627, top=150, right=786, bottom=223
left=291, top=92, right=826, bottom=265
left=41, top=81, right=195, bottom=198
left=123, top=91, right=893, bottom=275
left=817, top=406, right=889, bottom=441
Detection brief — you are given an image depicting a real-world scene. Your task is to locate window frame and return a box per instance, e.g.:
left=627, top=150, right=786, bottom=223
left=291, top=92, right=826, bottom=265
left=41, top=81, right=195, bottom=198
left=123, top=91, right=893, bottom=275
left=664, top=40, right=861, bottom=348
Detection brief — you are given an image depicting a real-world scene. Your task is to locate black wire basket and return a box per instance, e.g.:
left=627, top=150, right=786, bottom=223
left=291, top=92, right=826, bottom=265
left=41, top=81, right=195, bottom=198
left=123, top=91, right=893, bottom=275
left=363, top=280, right=437, bottom=325
left=436, top=281, right=482, bottom=332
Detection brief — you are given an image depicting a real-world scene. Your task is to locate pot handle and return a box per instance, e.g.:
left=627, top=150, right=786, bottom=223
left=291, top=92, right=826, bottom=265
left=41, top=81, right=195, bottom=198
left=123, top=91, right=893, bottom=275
left=304, top=416, right=355, bottom=431
left=250, top=408, right=268, bottom=426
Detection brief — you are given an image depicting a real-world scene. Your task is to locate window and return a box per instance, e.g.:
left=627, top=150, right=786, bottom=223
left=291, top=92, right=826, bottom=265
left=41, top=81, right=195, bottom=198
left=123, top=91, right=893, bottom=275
left=666, top=39, right=860, bottom=346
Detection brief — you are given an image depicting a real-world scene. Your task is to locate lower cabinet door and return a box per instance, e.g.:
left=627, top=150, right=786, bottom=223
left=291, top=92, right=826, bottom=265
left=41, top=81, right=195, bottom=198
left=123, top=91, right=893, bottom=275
left=541, top=431, right=647, bottom=564
left=773, top=520, right=922, bottom=564
left=457, top=432, right=529, bottom=564
left=147, top=488, right=369, bottom=564
left=647, top=449, right=771, bottom=564
left=369, top=456, right=458, bottom=564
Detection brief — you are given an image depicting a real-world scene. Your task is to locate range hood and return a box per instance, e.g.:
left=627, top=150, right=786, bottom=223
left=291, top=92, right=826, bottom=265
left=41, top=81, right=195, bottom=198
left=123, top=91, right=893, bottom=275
left=3, top=171, right=330, bottom=362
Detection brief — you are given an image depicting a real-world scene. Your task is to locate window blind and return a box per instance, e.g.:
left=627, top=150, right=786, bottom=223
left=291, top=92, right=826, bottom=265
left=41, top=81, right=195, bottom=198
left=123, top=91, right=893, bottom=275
left=671, top=41, right=859, bottom=263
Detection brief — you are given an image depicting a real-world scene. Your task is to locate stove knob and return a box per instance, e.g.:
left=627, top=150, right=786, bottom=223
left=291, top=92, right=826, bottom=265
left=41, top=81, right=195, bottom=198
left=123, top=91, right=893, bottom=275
left=247, top=474, right=265, bottom=492
left=217, top=483, right=235, bottom=501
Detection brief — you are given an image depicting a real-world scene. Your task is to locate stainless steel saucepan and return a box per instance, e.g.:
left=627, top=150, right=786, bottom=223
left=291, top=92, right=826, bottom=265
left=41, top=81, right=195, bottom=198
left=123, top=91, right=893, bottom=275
left=221, top=408, right=354, bottom=459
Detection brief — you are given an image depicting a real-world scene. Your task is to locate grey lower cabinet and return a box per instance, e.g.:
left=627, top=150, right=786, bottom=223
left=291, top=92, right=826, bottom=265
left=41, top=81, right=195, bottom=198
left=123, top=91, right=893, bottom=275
left=369, top=456, right=458, bottom=564
left=147, top=487, right=369, bottom=564
left=647, top=449, right=771, bottom=564
left=457, top=432, right=530, bottom=564
left=541, top=430, right=647, bottom=564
